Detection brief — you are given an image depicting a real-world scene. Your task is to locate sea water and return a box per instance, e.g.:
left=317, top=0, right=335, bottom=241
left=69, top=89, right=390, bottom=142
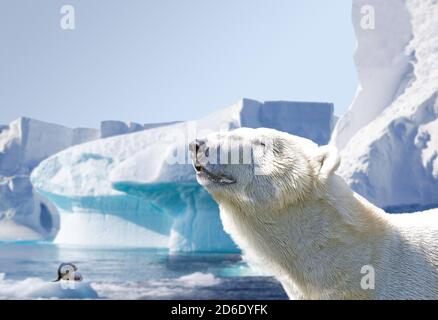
left=0, top=242, right=287, bottom=299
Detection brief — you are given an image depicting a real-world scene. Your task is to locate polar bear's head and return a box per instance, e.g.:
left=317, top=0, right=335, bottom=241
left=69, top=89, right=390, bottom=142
left=190, top=128, right=340, bottom=211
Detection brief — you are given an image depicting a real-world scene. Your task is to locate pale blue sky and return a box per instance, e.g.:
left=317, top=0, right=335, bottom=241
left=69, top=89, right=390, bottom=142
left=0, top=0, right=356, bottom=128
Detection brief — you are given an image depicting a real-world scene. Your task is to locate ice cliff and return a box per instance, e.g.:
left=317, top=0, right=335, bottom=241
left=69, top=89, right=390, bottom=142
left=0, top=118, right=99, bottom=240
left=31, top=99, right=334, bottom=251
left=332, top=0, right=438, bottom=210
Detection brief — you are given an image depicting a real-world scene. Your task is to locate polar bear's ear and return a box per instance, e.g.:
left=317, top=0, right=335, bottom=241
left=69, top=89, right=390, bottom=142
left=313, top=145, right=340, bottom=177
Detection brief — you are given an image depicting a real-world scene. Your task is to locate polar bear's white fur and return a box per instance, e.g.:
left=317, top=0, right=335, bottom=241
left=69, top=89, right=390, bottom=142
left=190, top=128, right=438, bottom=299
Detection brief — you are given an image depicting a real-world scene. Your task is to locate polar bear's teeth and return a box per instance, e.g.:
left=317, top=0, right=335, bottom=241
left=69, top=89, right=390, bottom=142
left=200, top=168, right=236, bottom=184
left=219, top=177, right=236, bottom=184
left=211, top=173, right=235, bottom=185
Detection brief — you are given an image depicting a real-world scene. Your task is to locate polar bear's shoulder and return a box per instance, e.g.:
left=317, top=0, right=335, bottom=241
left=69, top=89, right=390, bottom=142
left=386, top=209, right=438, bottom=263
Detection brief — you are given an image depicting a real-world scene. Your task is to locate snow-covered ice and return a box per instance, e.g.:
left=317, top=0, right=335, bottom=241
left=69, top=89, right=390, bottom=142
left=0, top=118, right=99, bottom=240
left=331, top=0, right=414, bottom=150
left=0, top=176, right=60, bottom=240
left=333, top=0, right=438, bottom=209
left=101, top=120, right=144, bottom=138
left=0, top=117, right=175, bottom=241
left=0, top=275, right=98, bottom=299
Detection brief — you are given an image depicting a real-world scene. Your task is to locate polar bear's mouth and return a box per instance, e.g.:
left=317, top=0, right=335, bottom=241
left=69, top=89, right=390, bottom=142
left=193, top=163, right=236, bottom=185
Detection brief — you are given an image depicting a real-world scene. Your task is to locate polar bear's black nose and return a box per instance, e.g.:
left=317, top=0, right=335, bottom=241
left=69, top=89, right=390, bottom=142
left=189, top=139, right=205, bottom=157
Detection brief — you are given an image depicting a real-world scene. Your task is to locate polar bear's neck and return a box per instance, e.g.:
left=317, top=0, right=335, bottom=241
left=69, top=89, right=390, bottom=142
left=217, top=175, right=391, bottom=299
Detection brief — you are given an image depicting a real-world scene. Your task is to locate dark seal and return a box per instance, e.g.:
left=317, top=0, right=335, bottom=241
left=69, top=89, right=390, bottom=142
left=53, top=262, right=83, bottom=282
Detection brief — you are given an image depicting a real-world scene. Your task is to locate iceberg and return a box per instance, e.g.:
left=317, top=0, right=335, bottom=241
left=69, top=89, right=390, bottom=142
left=0, top=176, right=59, bottom=240
left=101, top=120, right=182, bottom=138
left=0, top=117, right=100, bottom=240
left=101, top=120, right=144, bottom=139
left=0, top=116, right=163, bottom=241
left=31, top=99, right=334, bottom=251
left=332, top=0, right=438, bottom=210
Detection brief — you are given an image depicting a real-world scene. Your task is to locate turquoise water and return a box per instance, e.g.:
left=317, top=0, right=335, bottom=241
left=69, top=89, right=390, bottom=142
left=0, top=242, right=287, bottom=299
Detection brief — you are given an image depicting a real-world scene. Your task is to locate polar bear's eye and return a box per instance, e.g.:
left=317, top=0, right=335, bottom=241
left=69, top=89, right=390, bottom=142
left=254, top=140, right=266, bottom=147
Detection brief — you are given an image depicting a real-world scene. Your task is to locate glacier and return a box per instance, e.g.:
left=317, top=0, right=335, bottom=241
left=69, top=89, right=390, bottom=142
left=31, top=99, right=334, bottom=251
left=332, top=0, right=438, bottom=210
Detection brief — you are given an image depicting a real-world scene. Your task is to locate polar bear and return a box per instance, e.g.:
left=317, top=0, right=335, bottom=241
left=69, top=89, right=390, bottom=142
left=189, top=128, right=438, bottom=300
